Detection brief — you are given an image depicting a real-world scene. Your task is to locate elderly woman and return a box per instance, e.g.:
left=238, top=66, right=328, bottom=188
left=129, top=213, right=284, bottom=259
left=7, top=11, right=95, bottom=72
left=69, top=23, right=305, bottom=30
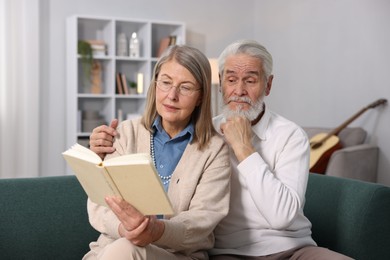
left=84, top=45, right=231, bottom=260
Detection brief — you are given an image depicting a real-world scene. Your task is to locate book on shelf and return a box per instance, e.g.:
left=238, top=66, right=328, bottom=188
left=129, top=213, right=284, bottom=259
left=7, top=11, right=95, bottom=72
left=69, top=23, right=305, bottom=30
left=92, top=49, right=106, bottom=56
left=157, top=35, right=179, bottom=57
left=157, top=37, right=171, bottom=57
left=121, top=73, right=129, bottom=95
left=85, top=39, right=107, bottom=56
left=85, top=39, right=105, bottom=46
left=169, top=35, right=177, bottom=45
left=116, top=73, right=124, bottom=94
left=62, top=143, right=174, bottom=215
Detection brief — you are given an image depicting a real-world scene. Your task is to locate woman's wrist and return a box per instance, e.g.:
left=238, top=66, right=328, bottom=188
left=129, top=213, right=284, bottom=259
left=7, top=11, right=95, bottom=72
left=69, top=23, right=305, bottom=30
left=151, top=219, right=165, bottom=242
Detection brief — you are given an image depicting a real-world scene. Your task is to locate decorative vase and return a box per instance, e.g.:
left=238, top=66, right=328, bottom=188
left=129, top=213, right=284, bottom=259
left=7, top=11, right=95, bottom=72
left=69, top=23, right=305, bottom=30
left=117, top=33, right=128, bottom=56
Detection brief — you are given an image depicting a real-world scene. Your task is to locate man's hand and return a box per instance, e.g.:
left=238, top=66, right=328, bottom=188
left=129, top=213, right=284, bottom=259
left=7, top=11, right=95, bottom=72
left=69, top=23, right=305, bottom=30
left=220, top=116, right=255, bottom=162
left=89, top=119, right=118, bottom=159
left=105, top=196, right=165, bottom=246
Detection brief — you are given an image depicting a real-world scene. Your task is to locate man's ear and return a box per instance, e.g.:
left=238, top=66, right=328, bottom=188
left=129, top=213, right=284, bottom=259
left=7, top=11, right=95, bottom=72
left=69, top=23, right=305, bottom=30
left=265, top=75, right=274, bottom=96
left=218, top=73, right=223, bottom=93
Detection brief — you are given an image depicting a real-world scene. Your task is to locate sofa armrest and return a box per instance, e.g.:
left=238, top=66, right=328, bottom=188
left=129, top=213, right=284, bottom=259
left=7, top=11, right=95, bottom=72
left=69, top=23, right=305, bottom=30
left=326, top=144, right=378, bottom=182
left=305, top=174, right=390, bottom=260
left=0, top=175, right=99, bottom=259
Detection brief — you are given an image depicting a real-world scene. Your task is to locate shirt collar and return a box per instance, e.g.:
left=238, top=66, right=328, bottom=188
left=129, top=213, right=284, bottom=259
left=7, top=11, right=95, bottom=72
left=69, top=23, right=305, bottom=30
left=251, top=105, right=270, bottom=141
left=152, top=116, right=195, bottom=142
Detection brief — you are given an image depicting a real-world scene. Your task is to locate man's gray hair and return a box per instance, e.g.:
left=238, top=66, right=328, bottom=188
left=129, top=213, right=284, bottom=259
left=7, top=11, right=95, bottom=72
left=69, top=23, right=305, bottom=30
left=218, top=39, right=273, bottom=81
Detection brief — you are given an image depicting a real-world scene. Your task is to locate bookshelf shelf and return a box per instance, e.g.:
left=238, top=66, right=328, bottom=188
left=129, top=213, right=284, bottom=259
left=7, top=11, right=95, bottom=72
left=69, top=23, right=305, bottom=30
left=66, top=15, right=185, bottom=150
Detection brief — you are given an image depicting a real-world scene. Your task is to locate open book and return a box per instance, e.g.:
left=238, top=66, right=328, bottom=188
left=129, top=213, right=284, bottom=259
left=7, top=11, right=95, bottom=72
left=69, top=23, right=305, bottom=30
left=62, top=143, right=174, bottom=215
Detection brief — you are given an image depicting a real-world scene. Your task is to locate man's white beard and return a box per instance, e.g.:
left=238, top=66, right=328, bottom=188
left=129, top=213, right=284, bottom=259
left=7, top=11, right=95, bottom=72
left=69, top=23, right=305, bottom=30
left=221, top=95, right=264, bottom=121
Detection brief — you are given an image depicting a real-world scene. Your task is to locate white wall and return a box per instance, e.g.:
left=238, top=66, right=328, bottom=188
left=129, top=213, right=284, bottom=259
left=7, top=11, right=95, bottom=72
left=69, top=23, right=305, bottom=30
left=39, top=0, right=390, bottom=186
left=254, top=0, right=390, bottom=185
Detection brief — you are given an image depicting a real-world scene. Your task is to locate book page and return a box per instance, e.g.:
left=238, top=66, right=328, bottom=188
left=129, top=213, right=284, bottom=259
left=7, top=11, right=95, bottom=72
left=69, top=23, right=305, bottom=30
left=106, top=160, right=174, bottom=215
left=63, top=143, right=102, bottom=165
left=63, top=152, right=121, bottom=207
left=103, top=153, right=151, bottom=166
left=63, top=145, right=173, bottom=214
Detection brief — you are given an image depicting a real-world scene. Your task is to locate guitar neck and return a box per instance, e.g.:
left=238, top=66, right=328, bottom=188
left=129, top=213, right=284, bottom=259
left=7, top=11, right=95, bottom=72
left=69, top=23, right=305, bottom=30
left=328, top=107, right=369, bottom=137
left=314, top=98, right=387, bottom=145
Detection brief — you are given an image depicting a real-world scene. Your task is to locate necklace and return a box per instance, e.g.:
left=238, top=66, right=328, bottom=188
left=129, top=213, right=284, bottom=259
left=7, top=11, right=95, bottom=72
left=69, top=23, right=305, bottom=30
left=150, top=133, right=173, bottom=185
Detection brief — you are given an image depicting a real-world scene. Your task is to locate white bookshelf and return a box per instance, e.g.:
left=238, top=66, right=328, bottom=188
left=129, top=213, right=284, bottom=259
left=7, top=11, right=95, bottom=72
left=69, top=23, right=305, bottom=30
left=66, top=15, right=185, bottom=150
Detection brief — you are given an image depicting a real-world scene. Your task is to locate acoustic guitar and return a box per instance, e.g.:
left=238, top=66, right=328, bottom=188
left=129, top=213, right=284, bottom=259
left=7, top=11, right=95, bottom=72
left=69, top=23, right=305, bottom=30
left=309, top=98, right=387, bottom=174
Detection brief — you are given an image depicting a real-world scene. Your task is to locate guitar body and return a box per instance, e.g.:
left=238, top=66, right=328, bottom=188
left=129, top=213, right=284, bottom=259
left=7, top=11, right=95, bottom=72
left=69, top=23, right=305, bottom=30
left=308, top=98, right=387, bottom=175
left=309, top=133, right=342, bottom=174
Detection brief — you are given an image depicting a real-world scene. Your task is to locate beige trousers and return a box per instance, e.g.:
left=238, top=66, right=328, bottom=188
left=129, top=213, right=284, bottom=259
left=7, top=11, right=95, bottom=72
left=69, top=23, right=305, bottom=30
left=209, top=246, right=354, bottom=260
left=83, top=237, right=201, bottom=260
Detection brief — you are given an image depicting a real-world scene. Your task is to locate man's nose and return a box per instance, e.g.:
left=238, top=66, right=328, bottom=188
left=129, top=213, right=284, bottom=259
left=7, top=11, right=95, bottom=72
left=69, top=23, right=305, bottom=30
left=234, top=81, right=247, bottom=95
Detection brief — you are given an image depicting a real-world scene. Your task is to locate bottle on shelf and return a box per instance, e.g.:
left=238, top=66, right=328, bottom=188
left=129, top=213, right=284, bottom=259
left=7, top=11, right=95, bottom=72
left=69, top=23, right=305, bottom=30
left=129, top=32, right=140, bottom=58
left=117, top=33, right=128, bottom=56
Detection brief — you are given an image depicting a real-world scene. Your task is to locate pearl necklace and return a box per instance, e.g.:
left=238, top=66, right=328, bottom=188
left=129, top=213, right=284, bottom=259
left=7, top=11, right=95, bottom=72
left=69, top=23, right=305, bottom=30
left=150, top=133, right=173, bottom=185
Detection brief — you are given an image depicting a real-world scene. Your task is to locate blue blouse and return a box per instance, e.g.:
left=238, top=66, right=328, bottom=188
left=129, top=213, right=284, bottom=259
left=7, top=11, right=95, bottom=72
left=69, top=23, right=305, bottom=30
left=152, top=116, right=194, bottom=191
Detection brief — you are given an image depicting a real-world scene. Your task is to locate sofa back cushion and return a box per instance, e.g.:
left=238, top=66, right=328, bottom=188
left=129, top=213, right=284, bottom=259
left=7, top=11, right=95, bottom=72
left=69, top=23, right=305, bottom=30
left=304, top=174, right=390, bottom=259
left=303, top=127, right=366, bottom=147
left=0, top=175, right=99, bottom=259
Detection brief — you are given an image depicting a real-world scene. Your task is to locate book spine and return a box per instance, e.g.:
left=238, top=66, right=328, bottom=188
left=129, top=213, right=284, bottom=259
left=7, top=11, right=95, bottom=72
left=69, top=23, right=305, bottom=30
left=157, top=37, right=170, bottom=57
left=121, top=73, right=129, bottom=95
left=116, top=73, right=123, bottom=95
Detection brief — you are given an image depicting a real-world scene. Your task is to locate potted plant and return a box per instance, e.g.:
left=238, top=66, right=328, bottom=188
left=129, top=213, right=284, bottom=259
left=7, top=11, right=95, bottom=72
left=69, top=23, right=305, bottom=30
left=78, top=40, right=93, bottom=87
left=129, top=81, right=137, bottom=95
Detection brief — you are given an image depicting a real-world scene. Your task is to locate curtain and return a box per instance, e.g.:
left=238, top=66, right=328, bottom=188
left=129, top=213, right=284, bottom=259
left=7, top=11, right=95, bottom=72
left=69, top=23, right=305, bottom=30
left=0, top=0, right=40, bottom=178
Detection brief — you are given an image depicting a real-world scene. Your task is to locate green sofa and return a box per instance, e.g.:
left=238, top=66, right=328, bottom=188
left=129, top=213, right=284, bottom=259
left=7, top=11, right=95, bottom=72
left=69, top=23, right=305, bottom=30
left=1, top=174, right=389, bottom=260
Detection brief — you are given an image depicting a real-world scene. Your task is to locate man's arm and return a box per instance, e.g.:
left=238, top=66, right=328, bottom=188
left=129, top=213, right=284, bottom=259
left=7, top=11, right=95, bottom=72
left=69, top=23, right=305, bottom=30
left=221, top=115, right=310, bottom=228
left=89, top=119, right=118, bottom=159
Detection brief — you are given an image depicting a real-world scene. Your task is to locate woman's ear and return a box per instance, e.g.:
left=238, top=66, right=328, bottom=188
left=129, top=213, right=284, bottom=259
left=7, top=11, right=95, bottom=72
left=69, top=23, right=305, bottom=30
left=196, top=96, right=202, bottom=106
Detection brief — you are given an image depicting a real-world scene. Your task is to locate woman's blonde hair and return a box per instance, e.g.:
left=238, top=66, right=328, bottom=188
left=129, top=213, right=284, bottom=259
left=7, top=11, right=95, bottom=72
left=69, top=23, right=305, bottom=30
left=141, top=45, right=215, bottom=150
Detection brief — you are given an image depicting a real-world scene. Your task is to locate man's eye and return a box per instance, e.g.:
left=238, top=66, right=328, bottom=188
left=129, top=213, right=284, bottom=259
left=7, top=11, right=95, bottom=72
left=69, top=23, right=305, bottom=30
left=245, top=78, right=258, bottom=85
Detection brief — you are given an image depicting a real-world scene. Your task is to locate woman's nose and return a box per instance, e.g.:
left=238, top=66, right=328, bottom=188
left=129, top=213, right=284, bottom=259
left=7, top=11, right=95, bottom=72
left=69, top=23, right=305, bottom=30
left=167, top=85, right=179, bottom=100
